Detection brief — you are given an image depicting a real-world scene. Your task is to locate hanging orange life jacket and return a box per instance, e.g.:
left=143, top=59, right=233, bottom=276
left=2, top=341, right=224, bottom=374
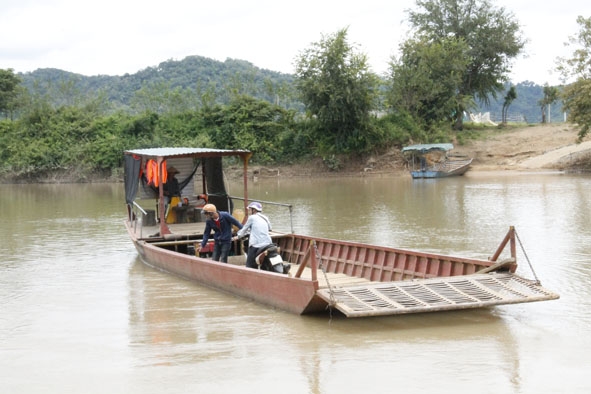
left=161, top=160, right=169, bottom=185
left=145, top=159, right=159, bottom=187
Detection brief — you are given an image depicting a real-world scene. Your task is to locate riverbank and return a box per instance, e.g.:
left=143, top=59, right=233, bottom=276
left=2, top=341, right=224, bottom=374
left=251, top=123, right=591, bottom=178
left=2, top=123, right=589, bottom=183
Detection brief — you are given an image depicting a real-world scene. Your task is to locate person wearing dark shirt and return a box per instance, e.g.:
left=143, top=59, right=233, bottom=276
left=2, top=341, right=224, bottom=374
left=163, top=166, right=181, bottom=222
left=163, top=166, right=181, bottom=200
left=197, top=203, right=243, bottom=263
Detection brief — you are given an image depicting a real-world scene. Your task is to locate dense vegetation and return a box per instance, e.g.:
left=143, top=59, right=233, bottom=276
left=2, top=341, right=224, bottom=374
left=12, top=64, right=568, bottom=123
left=557, top=16, right=591, bottom=141
left=1, top=0, right=588, bottom=182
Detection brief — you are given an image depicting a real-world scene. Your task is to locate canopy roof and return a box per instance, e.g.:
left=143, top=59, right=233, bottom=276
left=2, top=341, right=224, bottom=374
left=401, top=143, right=454, bottom=153
left=124, top=147, right=251, bottom=160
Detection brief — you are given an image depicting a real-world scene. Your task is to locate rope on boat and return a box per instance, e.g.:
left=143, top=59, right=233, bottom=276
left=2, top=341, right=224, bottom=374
left=314, top=242, right=336, bottom=319
left=515, top=230, right=541, bottom=285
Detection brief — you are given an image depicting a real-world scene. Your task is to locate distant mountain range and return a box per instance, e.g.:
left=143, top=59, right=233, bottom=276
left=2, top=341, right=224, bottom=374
left=17, top=54, right=564, bottom=123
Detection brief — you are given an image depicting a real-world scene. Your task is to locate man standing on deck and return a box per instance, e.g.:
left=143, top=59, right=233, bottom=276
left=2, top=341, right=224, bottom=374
left=236, top=202, right=272, bottom=269
left=197, top=204, right=243, bottom=263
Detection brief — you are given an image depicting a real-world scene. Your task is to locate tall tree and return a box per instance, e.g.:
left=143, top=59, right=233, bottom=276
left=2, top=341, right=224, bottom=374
left=538, top=84, right=559, bottom=123
left=557, top=16, right=591, bottom=141
left=294, top=28, right=379, bottom=153
left=501, top=85, right=517, bottom=124
left=406, top=0, right=525, bottom=130
left=0, top=68, right=22, bottom=119
left=388, top=37, right=471, bottom=128
left=201, top=95, right=295, bottom=163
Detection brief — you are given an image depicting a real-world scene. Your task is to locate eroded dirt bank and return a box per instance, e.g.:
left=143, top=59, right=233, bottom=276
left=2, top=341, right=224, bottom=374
left=251, top=123, right=591, bottom=178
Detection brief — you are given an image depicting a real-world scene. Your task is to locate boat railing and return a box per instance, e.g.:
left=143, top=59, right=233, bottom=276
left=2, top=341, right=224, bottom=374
left=229, top=196, right=294, bottom=234
left=275, top=226, right=520, bottom=284
left=130, top=201, right=148, bottom=238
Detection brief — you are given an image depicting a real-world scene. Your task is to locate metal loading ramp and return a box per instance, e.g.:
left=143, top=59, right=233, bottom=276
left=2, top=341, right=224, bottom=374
left=316, top=273, right=560, bottom=317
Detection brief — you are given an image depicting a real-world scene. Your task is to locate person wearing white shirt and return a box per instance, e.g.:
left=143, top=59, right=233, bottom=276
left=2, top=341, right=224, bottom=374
left=237, top=201, right=272, bottom=269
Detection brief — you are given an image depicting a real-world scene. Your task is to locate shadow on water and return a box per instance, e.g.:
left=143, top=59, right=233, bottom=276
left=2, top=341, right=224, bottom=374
left=127, top=256, right=523, bottom=393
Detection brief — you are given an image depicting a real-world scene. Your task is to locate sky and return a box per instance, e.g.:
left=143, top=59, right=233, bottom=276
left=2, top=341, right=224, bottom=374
left=1, top=0, right=590, bottom=85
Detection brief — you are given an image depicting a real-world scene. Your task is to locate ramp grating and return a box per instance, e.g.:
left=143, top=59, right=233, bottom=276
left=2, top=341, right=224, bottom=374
left=316, top=273, right=560, bottom=317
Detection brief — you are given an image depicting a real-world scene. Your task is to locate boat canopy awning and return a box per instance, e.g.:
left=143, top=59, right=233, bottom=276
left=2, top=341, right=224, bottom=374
left=402, top=143, right=454, bottom=154
left=124, top=147, right=251, bottom=160
left=317, top=273, right=560, bottom=317
left=123, top=147, right=253, bottom=224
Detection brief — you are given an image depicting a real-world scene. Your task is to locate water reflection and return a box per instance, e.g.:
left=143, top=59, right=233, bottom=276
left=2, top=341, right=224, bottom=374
left=2, top=175, right=590, bottom=393
left=127, top=254, right=526, bottom=393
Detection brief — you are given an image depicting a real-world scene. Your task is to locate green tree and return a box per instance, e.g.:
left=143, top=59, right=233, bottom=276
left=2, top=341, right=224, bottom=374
left=294, top=28, right=379, bottom=153
left=501, top=85, right=517, bottom=124
left=388, top=37, right=471, bottom=129
left=538, top=84, right=559, bottom=123
left=201, top=95, right=295, bottom=163
left=406, top=0, right=525, bottom=130
left=557, top=16, right=591, bottom=140
left=0, top=68, right=22, bottom=119
left=130, top=81, right=197, bottom=114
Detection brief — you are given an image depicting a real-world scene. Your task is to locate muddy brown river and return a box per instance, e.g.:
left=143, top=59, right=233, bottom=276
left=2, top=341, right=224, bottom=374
left=1, top=172, right=589, bottom=393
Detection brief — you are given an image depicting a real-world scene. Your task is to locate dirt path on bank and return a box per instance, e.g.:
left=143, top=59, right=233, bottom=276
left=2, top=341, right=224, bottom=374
left=452, top=123, right=591, bottom=171
left=250, top=123, right=591, bottom=178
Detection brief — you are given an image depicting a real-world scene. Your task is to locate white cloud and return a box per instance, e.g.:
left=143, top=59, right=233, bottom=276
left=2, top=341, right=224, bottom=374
left=1, top=0, right=589, bottom=85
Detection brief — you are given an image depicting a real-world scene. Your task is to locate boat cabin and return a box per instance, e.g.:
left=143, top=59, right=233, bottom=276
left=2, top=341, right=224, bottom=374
left=124, top=147, right=252, bottom=238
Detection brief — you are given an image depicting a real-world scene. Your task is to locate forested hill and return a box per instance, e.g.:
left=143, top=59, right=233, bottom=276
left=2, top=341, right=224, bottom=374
left=17, top=56, right=301, bottom=111
left=17, top=54, right=561, bottom=123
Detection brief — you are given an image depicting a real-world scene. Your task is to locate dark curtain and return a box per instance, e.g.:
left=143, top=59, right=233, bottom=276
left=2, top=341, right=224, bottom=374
left=178, top=160, right=199, bottom=191
left=124, top=154, right=142, bottom=208
left=204, top=157, right=231, bottom=212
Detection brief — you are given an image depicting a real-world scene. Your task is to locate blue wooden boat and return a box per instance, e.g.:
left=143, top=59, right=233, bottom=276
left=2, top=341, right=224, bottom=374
left=402, top=143, right=473, bottom=179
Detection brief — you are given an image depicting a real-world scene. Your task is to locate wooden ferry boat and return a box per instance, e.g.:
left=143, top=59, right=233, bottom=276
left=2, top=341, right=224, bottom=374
left=402, top=143, right=473, bottom=179
left=123, top=147, right=558, bottom=317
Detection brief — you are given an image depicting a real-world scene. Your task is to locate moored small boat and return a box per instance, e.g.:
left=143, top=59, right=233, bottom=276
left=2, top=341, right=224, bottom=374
left=123, top=147, right=558, bottom=317
left=402, top=143, right=473, bottom=179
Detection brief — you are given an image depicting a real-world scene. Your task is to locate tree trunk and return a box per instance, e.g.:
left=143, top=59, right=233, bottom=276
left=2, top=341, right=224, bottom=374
left=453, top=105, right=464, bottom=130
left=453, top=113, right=464, bottom=130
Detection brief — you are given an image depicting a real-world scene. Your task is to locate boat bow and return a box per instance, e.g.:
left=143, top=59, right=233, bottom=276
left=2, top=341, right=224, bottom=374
left=317, top=273, right=559, bottom=317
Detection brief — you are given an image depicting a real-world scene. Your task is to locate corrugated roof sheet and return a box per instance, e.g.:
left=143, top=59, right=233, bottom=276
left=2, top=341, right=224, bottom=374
left=124, top=147, right=250, bottom=158
left=402, top=143, right=454, bottom=153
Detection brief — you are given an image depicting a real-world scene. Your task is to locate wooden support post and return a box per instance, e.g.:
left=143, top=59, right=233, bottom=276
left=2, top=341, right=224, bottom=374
left=490, top=226, right=515, bottom=262
left=310, top=241, right=318, bottom=283
left=294, top=243, right=312, bottom=278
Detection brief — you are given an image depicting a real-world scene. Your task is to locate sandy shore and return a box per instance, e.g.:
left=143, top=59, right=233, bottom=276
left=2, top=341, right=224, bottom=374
left=453, top=123, right=591, bottom=172
left=255, top=123, right=591, bottom=178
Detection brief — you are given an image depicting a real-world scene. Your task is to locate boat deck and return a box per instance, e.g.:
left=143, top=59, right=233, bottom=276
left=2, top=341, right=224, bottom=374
left=132, top=221, right=365, bottom=286
left=131, top=221, right=559, bottom=318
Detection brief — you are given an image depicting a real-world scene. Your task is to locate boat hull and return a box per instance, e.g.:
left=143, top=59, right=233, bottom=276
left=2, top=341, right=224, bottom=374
left=410, top=159, right=473, bottom=179
left=127, top=221, right=559, bottom=316
left=127, top=222, right=323, bottom=314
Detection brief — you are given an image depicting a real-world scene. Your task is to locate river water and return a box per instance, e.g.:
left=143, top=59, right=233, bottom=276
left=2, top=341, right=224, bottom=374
left=1, top=172, right=590, bottom=394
